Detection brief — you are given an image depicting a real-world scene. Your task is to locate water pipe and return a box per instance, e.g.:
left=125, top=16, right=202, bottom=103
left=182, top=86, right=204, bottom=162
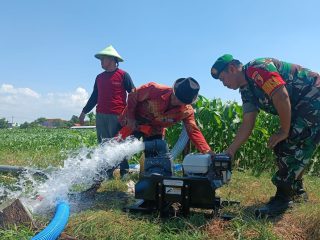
left=8, top=125, right=187, bottom=240
left=0, top=165, right=26, bottom=173
left=170, top=124, right=189, bottom=160
left=0, top=165, right=48, bottom=179
left=32, top=201, right=70, bottom=240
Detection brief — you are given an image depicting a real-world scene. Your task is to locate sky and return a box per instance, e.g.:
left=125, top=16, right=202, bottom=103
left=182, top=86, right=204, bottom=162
left=1, top=0, right=320, bottom=124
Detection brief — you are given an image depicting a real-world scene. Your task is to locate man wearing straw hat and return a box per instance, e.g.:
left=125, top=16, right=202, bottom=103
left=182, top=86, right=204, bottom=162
left=79, top=45, right=135, bottom=180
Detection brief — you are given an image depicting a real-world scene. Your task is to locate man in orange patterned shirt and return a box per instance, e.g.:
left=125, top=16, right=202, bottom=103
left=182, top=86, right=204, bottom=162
left=119, top=77, right=213, bottom=155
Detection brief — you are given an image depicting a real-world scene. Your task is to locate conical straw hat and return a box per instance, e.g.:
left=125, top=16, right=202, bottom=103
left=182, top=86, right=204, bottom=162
left=94, top=45, right=124, bottom=62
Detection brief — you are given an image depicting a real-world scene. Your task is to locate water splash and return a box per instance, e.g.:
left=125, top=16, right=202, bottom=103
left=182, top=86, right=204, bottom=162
left=3, top=137, right=144, bottom=213
left=0, top=185, right=6, bottom=201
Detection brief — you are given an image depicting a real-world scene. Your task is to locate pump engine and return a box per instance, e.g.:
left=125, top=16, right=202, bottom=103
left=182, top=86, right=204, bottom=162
left=125, top=139, right=238, bottom=217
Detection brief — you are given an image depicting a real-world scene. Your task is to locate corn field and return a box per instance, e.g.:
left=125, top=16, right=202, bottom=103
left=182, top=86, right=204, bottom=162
left=167, top=96, right=320, bottom=176
left=1, top=96, right=319, bottom=175
left=0, top=128, right=97, bottom=168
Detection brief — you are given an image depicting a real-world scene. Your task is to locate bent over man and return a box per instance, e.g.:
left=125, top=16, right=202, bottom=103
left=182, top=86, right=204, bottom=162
left=118, top=77, right=214, bottom=163
left=211, top=54, right=320, bottom=217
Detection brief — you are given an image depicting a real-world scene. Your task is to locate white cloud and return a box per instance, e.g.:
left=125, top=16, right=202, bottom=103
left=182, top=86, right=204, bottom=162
left=0, top=84, right=91, bottom=123
left=71, top=87, right=89, bottom=106
left=0, top=84, right=40, bottom=98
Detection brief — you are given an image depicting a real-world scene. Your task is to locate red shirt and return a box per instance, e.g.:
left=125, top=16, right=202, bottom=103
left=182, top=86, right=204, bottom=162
left=119, top=82, right=211, bottom=153
left=96, top=69, right=127, bottom=114
left=82, top=68, right=134, bottom=115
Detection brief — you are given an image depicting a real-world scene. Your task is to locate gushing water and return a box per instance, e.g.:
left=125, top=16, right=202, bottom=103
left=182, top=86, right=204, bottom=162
left=2, top=137, right=144, bottom=213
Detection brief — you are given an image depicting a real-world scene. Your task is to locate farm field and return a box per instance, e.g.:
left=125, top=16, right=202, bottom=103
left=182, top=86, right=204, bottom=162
left=1, top=98, right=320, bottom=239
left=1, top=165, right=320, bottom=239
left=2, top=97, right=320, bottom=174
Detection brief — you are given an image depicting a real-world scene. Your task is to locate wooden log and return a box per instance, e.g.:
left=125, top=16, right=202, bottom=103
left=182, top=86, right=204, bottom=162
left=0, top=198, right=35, bottom=228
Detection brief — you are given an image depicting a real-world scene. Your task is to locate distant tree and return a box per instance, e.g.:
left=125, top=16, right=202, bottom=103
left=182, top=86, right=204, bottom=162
left=28, top=122, right=41, bottom=128
left=19, top=121, right=30, bottom=129
left=54, top=119, right=71, bottom=128
left=0, top=118, right=9, bottom=129
left=69, top=115, right=79, bottom=126
left=87, top=112, right=96, bottom=125
left=34, top=117, right=47, bottom=125
left=25, top=118, right=46, bottom=128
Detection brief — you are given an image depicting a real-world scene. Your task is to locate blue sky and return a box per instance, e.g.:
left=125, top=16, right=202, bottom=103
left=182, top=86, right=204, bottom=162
left=1, top=0, right=319, bottom=123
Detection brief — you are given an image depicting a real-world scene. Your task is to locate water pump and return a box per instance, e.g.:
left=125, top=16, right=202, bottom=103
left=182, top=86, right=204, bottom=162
left=125, top=139, right=238, bottom=217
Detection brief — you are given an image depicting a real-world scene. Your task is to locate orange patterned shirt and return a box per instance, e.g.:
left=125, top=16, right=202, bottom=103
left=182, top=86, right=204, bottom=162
left=119, top=82, right=211, bottom=153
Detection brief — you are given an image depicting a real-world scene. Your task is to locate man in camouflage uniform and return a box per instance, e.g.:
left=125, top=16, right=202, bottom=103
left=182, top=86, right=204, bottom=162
left=210, top=54, right=320, bottom=217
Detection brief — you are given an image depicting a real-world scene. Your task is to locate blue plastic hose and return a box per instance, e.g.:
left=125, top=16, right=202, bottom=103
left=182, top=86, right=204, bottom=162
left=32, top=201, right=70, bottom=240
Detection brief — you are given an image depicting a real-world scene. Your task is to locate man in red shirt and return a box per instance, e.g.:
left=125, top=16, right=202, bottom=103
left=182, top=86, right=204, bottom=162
left=79, top=45, right=134, bottom=189
left=118, top=77, right=214, bottom=155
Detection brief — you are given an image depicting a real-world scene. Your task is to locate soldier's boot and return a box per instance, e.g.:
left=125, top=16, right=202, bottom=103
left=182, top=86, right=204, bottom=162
left=255, top=184, right=293, bottom=218
left=293, top=179, right=308, bottom=203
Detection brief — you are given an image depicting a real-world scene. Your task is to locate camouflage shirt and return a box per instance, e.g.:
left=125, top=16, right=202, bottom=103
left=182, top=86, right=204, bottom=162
left=240, top=58, right=320, bottom=115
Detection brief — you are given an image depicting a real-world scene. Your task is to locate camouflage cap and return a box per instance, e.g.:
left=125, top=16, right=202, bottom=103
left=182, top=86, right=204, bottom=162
left=211, top=54, right=234, bottom=79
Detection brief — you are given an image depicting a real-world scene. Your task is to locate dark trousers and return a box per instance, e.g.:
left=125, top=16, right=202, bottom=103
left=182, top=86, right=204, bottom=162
left=96, top=113, right=129, bottom=178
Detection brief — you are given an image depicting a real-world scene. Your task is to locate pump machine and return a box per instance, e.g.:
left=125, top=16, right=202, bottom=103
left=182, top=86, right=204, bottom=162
left=125, top=139, right=238, bottom=217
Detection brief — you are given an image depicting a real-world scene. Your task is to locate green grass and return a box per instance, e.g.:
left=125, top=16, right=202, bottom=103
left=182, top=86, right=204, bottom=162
left=1, top=126, right=320, bottom=239
left=1, top=171, right=320, bottom=239
left=0, top=226, right=34, bottom=240
left=0, top=128, right=97, bottom=167
left=67, top=210, right=208, bottom=240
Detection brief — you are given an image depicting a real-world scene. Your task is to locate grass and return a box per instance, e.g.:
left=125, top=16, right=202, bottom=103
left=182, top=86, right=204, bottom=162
left=67, top=210, right=208, bottom=240
left=0, top=226, right=34, bottom=240
left=1, top=128, right=320, bottom=239
left=1, top=171, right=320, bottom=239
left=0, top=128, right=97, bottom=168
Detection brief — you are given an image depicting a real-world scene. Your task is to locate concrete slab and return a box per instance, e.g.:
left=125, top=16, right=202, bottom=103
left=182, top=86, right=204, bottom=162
left=0, top=198, right=35, bottom=228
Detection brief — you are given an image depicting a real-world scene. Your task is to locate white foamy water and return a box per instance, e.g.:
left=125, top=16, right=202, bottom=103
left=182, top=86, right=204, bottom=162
left=0, top=186, right=6, bottom=199
left=15, top=137, right=145, bottom=213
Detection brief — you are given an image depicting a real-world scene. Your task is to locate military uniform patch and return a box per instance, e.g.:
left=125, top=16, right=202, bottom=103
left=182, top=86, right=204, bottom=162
left=261, top=76, right=283, bottom=96
left=251, top=71, right=264, bottom=86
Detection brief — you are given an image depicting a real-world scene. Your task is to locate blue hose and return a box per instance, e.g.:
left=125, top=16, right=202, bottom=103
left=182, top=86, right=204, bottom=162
left=32, top=201, right=70, bottom=240
left=30, top=125, right=186, bottom=240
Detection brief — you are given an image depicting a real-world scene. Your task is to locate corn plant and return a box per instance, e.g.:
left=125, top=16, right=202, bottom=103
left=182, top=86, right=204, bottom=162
left=1, top=97, right=320, bottom=175
left=167, top=96, right=319, bottom=176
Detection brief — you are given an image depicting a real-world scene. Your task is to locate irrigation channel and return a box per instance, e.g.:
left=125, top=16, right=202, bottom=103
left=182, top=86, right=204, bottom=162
left=0, top=128, right=189, bottom=239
